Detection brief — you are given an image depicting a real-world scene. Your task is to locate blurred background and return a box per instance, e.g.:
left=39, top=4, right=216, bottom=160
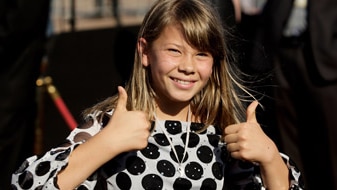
left=50, top=0, right=154, bottom=33
left=40, top=0, right=156, bottom=155
left=0, top=0, right=154, bottom=189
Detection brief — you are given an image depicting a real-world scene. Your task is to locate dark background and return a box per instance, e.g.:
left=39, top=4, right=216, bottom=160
left=38, top=25, right=139, bottom=152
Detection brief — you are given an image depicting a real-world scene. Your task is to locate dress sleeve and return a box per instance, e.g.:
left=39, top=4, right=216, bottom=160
left=254, top=153, right=304, bottom=189
left=11, top=111, right=105, bottom=189
left=280, top=153, right=304, bottom=189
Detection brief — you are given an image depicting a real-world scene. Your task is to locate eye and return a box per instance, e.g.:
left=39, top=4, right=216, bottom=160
left=196, top=52, right=213, bottom=62
left=197, top=52, right=208, bottom=56
left=168, top=48, right=180, bottom=53
left=167, top=48, right=181, bottom=56
left=197, top=52, right=211, bottom=57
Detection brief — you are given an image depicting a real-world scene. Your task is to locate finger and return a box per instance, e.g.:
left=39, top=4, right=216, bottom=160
left=246, top=100, right=259, bottom=123
left=115, top=86, right=128, bottom=112
left=223, top=124, right=238, bottom=135
left=223, top=133, right=237, bottom=144
left=226, top=143, right=240, bottom=153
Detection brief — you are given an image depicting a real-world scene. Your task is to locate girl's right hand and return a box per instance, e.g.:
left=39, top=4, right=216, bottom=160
left=104, top=86, right=151, bottom=153
left=57, top=86, right=151, bottom=189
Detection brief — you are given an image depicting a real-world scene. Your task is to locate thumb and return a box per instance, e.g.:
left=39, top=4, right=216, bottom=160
left=115, top=86, right=128, bottom=112
left=246, top=100, right=259, bottom=123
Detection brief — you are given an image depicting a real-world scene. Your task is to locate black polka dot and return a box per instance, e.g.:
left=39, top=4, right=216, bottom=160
left=142, top=174, right=163, bottom=190
left=78, top=117, right=94, bottom=129
left=201, top=178, right=217, bottom=190
left=101, top=113, right=111, bottom=127
left=207, top=134, right=221, bottom=147
left=55, top=148, right=71, bottom=161
left=212, top=162, right=223, bottom=180
left=126, top=156, right=146, bottom=175
left=116, top=172, right=132, bottom=190
left=153, top=133, right=170, bottom=146
left=170, top=145, right=188, bottom=163
left=197, top=146, right=213, bottom=163
left=74, top=132, right=92, bottom=143
left=35, top=161, right=50, bottom=176
left=181, top=132, right=199, bottom=148
left=165, top=121, right=182, bottom=134
left=221, top=146, right=231, bottom=162
left=57, top=140, right=72, bottom=148
left=185, top=162, right=203, bottom=180
left=190, top=122, right=205, bottom=132
left=173, top=178, right=192, bottom=190
left=141, top=143, right=160, bottom=159
left=157, top=160, right=175, bottom=177
left=18, top=171, right=33, bottom=189
left=49, top=169, right=57, bottom=179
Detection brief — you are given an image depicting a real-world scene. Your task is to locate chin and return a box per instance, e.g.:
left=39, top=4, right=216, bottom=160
left=169, top=96, right=193, bottom=103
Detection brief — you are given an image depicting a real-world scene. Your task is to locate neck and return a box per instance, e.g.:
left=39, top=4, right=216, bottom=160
left=155, top=103, right=191, bottom=122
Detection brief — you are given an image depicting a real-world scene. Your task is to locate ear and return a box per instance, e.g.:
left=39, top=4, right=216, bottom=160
left=138, top=38, right=149, bottom=67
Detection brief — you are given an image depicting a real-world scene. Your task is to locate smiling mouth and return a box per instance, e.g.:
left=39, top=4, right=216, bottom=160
left=172, top=78, right=194, bottom=85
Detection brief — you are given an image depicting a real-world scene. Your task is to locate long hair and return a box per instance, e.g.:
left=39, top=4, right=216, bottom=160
left=84, top=0, right=250, bottom=131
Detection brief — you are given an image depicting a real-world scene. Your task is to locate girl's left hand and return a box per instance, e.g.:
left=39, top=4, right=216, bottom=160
left=223, top=101, right=279, bottom=165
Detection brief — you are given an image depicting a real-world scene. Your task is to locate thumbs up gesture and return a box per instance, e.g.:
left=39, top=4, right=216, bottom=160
left=104, top=86, right=151, bottom=153
left=223, top=101, right=279, bottom=165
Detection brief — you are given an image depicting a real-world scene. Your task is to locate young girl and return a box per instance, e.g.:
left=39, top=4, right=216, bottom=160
left=12, top=0, right=304, bottom=189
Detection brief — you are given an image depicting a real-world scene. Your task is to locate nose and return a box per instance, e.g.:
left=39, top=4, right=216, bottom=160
left=178, top=55, right=195, bottom=74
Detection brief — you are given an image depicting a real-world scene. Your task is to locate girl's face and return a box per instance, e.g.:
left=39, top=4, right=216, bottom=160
left=140, top=24, right=214, bottom=106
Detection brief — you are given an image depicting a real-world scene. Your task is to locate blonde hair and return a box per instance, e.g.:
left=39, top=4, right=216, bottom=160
left=84, top=0, right=250, bottom=131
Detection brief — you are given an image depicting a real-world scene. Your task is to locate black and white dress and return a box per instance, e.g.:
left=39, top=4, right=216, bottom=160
left=11, top=111, right=304, bottom=189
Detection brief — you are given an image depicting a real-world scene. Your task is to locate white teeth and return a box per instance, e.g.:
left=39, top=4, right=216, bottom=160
left=174, top=78, right=190, bottom=85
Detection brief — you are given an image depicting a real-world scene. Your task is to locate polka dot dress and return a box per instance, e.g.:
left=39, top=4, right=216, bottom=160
left=11, top=112, right=305, bottom=189
left=104, top=120, right=226, bottom=189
